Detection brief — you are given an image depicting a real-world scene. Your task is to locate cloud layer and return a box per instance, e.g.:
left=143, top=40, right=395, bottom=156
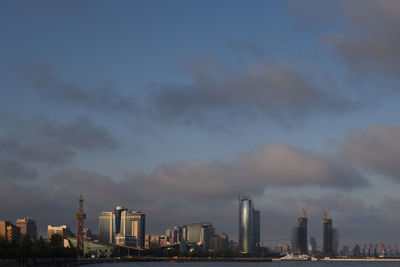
left=0, top=113, right=118, bottom=167
left=17, top=60, right=358, bottom=128
left=151, top=60, right=356, bottom=125
left=338, top=124, right=400, bottom=181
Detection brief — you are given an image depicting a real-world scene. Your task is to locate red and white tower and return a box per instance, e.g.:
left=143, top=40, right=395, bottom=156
left=75, top=194, right=86, bottom=254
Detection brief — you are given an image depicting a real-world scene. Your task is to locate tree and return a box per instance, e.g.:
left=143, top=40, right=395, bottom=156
left=50, top=234, right=63, bottom=249
left=21, top=235, right=32, bottom=258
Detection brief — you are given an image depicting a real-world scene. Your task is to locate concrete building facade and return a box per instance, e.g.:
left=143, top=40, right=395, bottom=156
left=98, top=206, right=145, bottom=248
left=16, top=217, right=37, bottom=241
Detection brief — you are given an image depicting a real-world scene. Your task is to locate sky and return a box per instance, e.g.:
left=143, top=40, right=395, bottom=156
left=1, top=0, right=400, bottom=250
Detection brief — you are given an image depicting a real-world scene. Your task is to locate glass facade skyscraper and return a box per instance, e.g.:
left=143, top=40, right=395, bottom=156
left=239, top=195, right=260, bottom=253
left=98, top=206, right=145, bottom=248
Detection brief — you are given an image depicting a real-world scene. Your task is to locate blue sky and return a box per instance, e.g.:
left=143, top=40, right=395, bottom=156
left=2, top=0, right=400, bottom=249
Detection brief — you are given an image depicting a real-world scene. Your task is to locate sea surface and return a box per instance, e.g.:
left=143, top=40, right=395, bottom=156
left=89, top=261, right=400, bottom=267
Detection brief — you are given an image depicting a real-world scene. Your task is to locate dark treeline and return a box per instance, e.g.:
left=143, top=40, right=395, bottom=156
left=0, top=234, right=77, bottom=259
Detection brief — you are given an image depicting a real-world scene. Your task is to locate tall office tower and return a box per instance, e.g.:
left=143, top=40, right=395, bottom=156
left=16, top=217, right=37, bottom=241
left=332, top=228, right=339, bottom=256
left=298, top=217, right=307, bottom=254
left=47, top=225, right=73, bottom=239
left=98, top=206, right=145, bottom=248
left=239, top=195, right=254, bottom=253
left=291, top=217, right=308, bottom=255
left=253, top=209, right=260, bottom=248
left=323, top=218, right=333, bottom=257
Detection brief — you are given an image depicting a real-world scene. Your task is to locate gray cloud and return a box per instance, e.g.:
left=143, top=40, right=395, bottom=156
left=0, top=159, right=37, bottom=180
left=17, top=59, right=358, bottom=128
left=151, top=60, right=357, bottom=126
left=16, top=61, right=139, bottom=113
left=37, top=116, right=118, bottom=150
left=293, top=0, right=400, bottom=79
left=0, top=112, right=118, bottom=165
left=19, top=142, right=76, bottom=165
left=133, top=142, right=367, bottom=199
left=338, top=124, right=400, bottom=181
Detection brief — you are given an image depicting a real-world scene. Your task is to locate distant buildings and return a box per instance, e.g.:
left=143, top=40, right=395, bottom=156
left=47, top=225, right=73, bottom=239
left=209, top=233, right=229, bottom=251
left=0, top=220, right=21, bottom=243
left=275, top=244, right=290, bottom=255
left=308, top=236, right=317, bottom=255
left=98, top=206, right=145, bottom=248
left=16, top=217, right=37, bottom=241
left=238, top=195, right=260, bottom=253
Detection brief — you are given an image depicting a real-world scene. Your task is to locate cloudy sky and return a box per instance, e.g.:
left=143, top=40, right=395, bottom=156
left=2, top=0, right=400, bottom=249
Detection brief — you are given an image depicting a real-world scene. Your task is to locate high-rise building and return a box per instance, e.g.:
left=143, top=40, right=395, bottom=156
left=0, top=221, right=10, bottom=240
left=0, top=221, right=21, bottom=243
left=98, top=206, right=145, bottom=248
left=323, top=218, right=334, bottom=257
left=253, top=209, right=260, bottom=248
left=291, top=217, right=308, bottom=255
left=47, top=225, right=73, bottom=240
left=16, top=217, right=37, bottom=241
left=239, top=195, right=260, bottom=253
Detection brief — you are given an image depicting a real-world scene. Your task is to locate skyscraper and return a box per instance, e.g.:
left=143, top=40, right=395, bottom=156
left=239, top=195, right=260, bottom=253
left=253, top=209, right=260, bottom=248
left=323, top=218, right=333, bottom=257
left=292, top=217, right=308, bottom=255
left=98, top=206, right=145, bottom=248
left=16, top=217, right=37, bottom=241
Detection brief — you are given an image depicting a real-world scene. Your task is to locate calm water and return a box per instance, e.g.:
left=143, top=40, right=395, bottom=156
left=89, top=262, right=400, bottom=267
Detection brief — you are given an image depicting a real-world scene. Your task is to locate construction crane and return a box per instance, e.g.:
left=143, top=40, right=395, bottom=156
left=302, top=199, right=312, bottom=218
left=323, top=201, right=332, bottom=219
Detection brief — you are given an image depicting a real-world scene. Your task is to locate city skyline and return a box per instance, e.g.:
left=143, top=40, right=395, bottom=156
left=2, top=0, right=400, bottom=248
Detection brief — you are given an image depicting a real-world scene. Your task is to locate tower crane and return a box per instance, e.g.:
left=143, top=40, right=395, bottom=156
left=323, top=201, right=332, bottom=219
left=302, top=199, right=312, bottom=218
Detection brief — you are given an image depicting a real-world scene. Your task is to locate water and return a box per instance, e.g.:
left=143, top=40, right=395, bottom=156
left=89, top=262, right=400, bottom=267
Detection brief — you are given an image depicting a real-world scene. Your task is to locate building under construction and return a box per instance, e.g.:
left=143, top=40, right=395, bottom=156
left=291, top=201, right=310, bottom=255
left=291, top=217, right=308, bottom=255
left=323, top=218, right=339, bottom=257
